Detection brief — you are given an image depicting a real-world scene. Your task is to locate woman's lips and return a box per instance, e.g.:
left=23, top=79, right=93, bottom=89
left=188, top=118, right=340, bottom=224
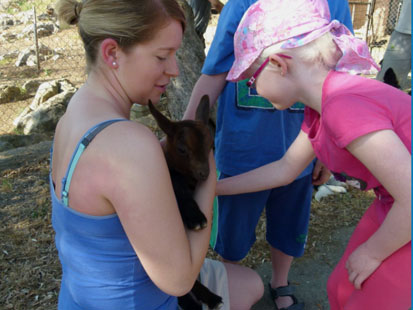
left=155, top=84, right=168, bottom=92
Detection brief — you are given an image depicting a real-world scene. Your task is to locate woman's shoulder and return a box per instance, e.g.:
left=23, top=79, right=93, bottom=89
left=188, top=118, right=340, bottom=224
left=96, top=119, right=164, bottom=161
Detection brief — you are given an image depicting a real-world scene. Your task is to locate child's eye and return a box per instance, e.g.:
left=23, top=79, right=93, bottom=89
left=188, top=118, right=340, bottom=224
left=157, top=56, right=167, bottom=61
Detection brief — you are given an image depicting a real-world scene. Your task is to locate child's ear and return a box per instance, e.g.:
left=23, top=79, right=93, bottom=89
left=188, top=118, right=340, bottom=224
left=100, top=38, right=120, bottom=69
left=268, top=54, right=288, bottom=76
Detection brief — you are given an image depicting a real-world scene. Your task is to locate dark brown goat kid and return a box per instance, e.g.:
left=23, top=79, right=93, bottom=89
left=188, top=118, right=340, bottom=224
left=148, top=95, right=222, bottom=310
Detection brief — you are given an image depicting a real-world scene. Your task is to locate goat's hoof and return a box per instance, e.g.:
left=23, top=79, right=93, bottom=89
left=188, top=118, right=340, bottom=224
left=207, top=296, right=223, bottom=309
left=183, top=210, right=208, bottom=231
left=186, top=219, right=207, bottom=231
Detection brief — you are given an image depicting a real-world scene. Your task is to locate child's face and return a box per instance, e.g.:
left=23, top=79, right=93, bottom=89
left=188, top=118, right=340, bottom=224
left=252, top=61, right=297, bottom=110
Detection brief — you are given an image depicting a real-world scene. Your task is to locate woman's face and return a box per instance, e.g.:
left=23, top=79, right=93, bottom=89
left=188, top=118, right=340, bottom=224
left=116, top=20, right=183, bottom=105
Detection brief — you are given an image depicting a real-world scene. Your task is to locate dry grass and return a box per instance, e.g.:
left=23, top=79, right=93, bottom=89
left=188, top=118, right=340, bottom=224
left=207, top=188, right=374, bottom=268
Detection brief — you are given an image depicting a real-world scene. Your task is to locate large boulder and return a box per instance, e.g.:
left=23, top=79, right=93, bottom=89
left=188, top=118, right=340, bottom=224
left=13, top=79, right=77, bottom=134
left=166, top=0, right=206, bottom=121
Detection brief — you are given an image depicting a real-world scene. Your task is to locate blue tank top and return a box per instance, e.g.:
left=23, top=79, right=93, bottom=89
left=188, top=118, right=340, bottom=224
left=50, top=119, right=178, bottom=310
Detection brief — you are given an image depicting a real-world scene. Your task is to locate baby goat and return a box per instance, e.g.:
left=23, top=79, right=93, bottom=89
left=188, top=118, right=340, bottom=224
left=148, top=95, right=222, bottom=310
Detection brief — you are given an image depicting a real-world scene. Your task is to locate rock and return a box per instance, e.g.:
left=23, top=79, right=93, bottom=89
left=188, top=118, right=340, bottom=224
left=15, top=48, right=34, bottom=67
left=17, top=22, right=56, bottom=39
left=165, top=0, right=205, bottom=121
left=14, top=79, right=77, bottom=134
left=26, top=54, right=45, bottom=66
left=0, top=50, right=19, bottom=60
left=0, top=85, right=21, bottom=104
left=29, top=80, right=60, bottom=110
left=15, top=11, right=34, bottom=25
left=0, top=13, right=14, bottom=26
left=15, top=44, right=54, bottom=67
left=22, top=80, right=42, bottom=95
left=0, top=0, right=13, bottom=11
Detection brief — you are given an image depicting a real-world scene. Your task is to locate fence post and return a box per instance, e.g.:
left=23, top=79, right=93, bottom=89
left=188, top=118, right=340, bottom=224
left=33, top=5, right=41, bottom=73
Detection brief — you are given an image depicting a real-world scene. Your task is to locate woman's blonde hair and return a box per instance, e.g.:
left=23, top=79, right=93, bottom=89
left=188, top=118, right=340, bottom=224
left=257, top=32, right=342, bottom=71
left=55, top=0, right=186, bottom=71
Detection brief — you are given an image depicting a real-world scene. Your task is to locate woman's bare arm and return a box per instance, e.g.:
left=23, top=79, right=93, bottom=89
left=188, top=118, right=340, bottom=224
left=102, top=122, right=216, bottom=296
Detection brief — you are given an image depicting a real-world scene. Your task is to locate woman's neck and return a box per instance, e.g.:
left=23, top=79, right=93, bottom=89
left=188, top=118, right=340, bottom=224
left=84, top=68, right=133, bottom=118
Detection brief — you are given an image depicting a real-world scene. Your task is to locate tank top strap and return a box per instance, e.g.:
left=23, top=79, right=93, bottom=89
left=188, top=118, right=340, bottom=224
left=60, top=118, right=128, bottom=206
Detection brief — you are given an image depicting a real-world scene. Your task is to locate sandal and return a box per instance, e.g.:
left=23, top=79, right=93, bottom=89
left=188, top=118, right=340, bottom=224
left=268, top=283, right=305, bottom=310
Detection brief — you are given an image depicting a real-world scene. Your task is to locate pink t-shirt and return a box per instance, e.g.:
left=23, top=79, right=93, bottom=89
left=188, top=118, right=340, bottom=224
left=302, top=71, right=411, bottom=222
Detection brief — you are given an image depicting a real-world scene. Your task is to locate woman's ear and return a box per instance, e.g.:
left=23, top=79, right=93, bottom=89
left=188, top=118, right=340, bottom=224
left=268, top=54, right=288, bottom=76
left=100, top=38, right=120, bottom=69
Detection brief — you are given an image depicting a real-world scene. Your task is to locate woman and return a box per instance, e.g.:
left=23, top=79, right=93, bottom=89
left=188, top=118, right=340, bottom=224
left=51, top=0, right=263, bottom=309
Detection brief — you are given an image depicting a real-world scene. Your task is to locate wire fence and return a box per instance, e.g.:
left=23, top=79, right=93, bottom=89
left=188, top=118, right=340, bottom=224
left=0, top=0, right=407, bottom=135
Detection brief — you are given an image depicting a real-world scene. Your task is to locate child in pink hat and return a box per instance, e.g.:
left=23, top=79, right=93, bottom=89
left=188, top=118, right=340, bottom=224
left=219, top=0, right=412, bottom=309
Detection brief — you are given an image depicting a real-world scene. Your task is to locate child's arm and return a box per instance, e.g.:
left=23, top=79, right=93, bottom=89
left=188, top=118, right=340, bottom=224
left=345, top=129, right=411, bottom=289
left=216, top=130, right=316, bottom=195
left=183, top=73, right=227, bottom=120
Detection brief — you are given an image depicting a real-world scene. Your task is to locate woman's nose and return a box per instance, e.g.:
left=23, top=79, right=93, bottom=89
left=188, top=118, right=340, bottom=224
left=166, top=57, right=179, bottom=77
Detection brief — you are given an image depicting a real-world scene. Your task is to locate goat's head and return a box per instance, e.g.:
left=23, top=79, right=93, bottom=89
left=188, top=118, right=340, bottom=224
left=148, top=95, right=214, bottom=181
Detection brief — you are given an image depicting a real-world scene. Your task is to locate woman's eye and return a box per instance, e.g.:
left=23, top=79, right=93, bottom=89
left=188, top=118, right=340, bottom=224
left=157, top=56, right=167, bottom=61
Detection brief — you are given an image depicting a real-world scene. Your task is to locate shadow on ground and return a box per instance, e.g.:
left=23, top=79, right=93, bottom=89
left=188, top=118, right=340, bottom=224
left=252, top=226, right=355, bottom=310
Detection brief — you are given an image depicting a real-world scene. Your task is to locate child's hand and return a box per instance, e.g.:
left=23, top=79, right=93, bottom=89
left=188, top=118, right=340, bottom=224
left=312, top=159, right=331, bottom=185
left=345, top=243, right=382, bottom=289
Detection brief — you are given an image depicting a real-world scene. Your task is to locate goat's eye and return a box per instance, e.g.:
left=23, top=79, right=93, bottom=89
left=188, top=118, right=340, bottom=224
left=177, top=144, right=187, bottom=156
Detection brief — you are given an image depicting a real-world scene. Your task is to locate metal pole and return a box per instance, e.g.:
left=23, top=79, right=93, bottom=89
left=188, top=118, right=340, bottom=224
left=33, top=6, right=40, bottom=73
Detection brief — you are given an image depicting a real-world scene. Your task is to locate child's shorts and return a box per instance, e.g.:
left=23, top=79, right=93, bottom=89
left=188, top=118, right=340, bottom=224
left=211, top=173, right=313, bottom=260
left=199, top=258, right=230, bottom=310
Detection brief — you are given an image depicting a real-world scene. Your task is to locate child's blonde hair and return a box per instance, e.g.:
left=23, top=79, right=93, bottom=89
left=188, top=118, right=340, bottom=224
left=255, top=32, right=342, bottom=72
left=55, top=0, right=186, bottom=72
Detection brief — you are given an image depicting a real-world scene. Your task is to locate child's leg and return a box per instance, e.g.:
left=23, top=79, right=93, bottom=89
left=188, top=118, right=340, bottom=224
left=327, top=202, right=411, bottom=310
left=214, top=173, right=270, bottom=261
left=266, top=175, right=312, bottom=308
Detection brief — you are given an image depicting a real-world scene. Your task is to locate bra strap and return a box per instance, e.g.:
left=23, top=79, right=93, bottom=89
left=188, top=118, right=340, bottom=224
left=61, top=119, right=128, bottom=206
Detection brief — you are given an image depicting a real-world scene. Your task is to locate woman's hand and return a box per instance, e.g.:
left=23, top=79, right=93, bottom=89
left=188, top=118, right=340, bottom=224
left=345, top=243, right=382, bottom=289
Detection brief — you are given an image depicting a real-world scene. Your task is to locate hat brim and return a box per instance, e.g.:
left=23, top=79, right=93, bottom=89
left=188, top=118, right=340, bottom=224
left=226, top=52, right=260, bottom=82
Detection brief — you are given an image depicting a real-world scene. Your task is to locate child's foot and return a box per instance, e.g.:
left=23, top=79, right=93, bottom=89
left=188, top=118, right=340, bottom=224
left=268, top=283, right=304, bottom=310
left=275, top=295, right=294, bottom=309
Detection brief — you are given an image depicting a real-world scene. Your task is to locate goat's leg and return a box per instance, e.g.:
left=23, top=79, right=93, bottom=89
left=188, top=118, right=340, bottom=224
left=178, top=198, right=208, bottom=230
left=178, top=291, right=203, bottom=310
left=172, top=179, right=208, bottom=230
left=191, top=280, right=223, bottom=309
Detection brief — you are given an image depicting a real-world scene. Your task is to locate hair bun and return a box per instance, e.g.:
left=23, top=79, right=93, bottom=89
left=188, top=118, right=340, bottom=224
left=71, top=1, right=83, bottom=24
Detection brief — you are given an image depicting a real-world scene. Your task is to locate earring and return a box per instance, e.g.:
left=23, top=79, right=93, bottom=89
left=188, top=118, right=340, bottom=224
left=112, top=61, right=117, bottom=67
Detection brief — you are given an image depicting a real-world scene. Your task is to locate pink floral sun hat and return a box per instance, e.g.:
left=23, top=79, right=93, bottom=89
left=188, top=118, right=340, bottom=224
left=227, top=0, right=380, bottom=82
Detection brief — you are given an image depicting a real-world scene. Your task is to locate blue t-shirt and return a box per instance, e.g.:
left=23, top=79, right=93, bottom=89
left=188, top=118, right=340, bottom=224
left=203, top=0, right=353, bottom=176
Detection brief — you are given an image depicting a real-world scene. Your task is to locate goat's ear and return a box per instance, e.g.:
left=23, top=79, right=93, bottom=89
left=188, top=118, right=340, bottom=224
left=195, top=95, right=210, bottom=125
left=147, top=100, right=175, bottom=136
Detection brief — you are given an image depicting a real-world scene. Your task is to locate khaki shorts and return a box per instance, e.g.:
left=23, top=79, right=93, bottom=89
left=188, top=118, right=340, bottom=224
left=178, top=259, right=229, bottom=310
left=199, top=258, right=230, bottom=310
